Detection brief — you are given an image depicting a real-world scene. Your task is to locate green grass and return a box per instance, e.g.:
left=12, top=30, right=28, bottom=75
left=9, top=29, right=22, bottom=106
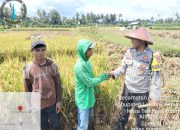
left=152, top=25, right=180, bottom=30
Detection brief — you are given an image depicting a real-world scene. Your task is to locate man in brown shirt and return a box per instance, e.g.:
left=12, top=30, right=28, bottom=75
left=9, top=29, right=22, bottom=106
left=23, top=40, right=63, bottom=130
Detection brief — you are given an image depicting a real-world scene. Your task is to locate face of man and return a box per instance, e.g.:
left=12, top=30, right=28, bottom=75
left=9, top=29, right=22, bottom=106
left=32, top=46, right=46, bottom=61
left=85, top=48, right=93, bottom=60
left=131, top=39, right=145, bottom=50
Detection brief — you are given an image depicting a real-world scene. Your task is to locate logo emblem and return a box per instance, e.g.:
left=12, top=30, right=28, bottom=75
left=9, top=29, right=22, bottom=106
left=143, top=55, right=148, bottom=61
left=0, top=0, right=27, bottom=24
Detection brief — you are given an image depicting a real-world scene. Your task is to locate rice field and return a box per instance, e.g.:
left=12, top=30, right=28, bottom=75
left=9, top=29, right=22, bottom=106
left=0, top=27, right=180, bottom=129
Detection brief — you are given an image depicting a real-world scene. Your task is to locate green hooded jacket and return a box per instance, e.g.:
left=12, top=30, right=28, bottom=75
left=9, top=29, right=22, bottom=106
left=74, top=39, right=108, bottom=109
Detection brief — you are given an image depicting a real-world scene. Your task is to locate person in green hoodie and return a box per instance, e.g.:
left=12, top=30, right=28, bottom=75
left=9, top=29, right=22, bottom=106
left=74, top=39, right=110, bottom=130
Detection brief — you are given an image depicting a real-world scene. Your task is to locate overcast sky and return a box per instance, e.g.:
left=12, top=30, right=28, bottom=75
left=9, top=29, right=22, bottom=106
left=1, top=0, right=180, bottom=20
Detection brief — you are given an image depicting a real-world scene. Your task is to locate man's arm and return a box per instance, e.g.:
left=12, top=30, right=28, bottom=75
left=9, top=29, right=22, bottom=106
left=77, top=66, right=109, bottom=87
left=23, top=65, right=33, bottom=110
left=52, top=63, right=63, bottom=113
left=150, top=71, right=161, bottom=101
left=150, top=51, right=162, bottom=101
left=111, top=50, right=129, bottom=79
left=52, top=63, right=63, bottom=103
left=54, top=73, right=63, bottom=104
left=23, top=65, right=32, bottom=92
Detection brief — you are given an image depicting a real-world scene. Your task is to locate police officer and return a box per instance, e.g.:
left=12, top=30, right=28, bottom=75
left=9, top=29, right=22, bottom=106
left=110, top=27, right=162, bottom=130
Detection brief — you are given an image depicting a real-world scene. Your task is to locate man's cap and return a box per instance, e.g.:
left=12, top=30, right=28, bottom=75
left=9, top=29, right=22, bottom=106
left=31, top=40, right=46, bottom=50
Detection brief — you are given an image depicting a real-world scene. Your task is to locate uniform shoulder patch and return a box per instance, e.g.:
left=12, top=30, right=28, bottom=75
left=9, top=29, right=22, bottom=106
left=151, top=51, right=162, bottom=71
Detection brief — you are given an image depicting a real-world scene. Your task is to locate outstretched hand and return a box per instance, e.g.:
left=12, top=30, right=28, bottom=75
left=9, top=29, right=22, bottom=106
left=106, top=72, right=114, bottom=79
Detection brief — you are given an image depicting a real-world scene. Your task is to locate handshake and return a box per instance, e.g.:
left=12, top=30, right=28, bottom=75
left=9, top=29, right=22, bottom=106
left=106, top=71, right=115, bottom=79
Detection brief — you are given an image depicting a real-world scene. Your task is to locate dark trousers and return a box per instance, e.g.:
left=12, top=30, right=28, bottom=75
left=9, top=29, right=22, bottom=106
left=115, top=85, right=149, bottom=130
left=41, top=104, right=61, bottom=130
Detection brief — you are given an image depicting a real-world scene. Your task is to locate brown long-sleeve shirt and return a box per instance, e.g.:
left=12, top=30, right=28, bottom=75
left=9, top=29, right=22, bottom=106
left=23, top=58, right=63, bottom=109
